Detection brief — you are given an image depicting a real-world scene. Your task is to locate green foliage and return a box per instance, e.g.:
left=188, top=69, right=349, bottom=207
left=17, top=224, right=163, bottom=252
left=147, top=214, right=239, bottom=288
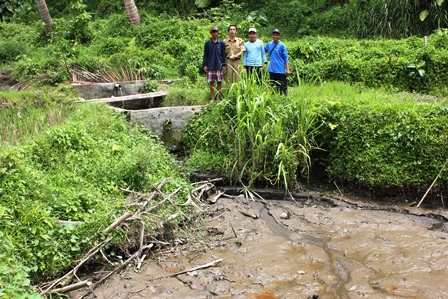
left=164, top=85, right=209, bottom=106
left=286, top=35, right=448, bottom=96
left=0, top=102, right=191, bottom=297
left=195, top=0, right=245, bottom=24
left=315, top=82, right=448, bottom=189
left=184, top=74, right=320, bottom=189
left=0, top=23, right=36, bottom=65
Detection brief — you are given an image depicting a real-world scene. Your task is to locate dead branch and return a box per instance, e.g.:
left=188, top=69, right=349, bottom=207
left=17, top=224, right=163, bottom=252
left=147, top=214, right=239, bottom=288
left=181, top=194, right=200, bottom=207
left=41, top=236, right=114, bottom=294
left=136, top=254, right=146, bottom=271
left=154, top=186, right=185, bottom=220
left=138, top=220, right=145, bottom=255
left=78, top=251, right=139, bottom=299
left=147, top=258, right=223, bottom=282
left=50, top=280, right=91, bottom=294
left=417, top=159, right=448, bottom=208
left=103, top=212, right=133, bottom=235
left=158, top=212, right=180, bottom=229
left=206, top=190, right=225, bottom=203
left=239, top=210, right=259, bottom=219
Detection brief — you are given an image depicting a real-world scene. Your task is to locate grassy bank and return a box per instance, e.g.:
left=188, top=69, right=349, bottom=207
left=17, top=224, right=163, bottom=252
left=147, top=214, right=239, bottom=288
left=0, top=93, right=192, bottom=297
left=184, top=79, right=448, bottom=199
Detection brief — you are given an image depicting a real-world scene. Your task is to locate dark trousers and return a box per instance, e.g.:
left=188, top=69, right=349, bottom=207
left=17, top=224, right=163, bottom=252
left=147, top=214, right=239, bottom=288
left=269, top=72, right=287, bottom=95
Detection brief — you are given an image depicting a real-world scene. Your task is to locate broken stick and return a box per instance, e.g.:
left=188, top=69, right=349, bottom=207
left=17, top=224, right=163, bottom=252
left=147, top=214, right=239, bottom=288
left=417, top=159, right=448, bottom=208
left=147, top=258, right=223, bottom=282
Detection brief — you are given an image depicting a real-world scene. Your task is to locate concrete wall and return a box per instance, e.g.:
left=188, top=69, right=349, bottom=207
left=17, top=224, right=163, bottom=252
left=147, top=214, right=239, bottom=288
left=126, top=105, right=203, bottom=151
left=72, top=81, right=146, bottom=100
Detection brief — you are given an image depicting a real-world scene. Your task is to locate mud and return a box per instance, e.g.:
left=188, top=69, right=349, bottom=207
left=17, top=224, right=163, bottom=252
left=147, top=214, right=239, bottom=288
left=69, top=189, right=448, bottom=299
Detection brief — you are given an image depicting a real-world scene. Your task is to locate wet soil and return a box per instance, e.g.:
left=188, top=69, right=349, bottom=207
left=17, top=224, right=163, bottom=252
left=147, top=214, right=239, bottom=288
left=68, top=187, right=448, bottom=299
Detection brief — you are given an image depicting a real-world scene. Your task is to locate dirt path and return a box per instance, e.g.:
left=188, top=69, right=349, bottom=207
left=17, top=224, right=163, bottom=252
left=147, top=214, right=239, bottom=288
left=69, top=189, right=448, bottom=299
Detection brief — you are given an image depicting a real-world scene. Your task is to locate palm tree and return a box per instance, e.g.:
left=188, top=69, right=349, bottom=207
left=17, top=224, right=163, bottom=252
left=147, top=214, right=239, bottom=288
left=35, top=0, right=52, bottom=34
left=124, top=0, right=140, bottom=25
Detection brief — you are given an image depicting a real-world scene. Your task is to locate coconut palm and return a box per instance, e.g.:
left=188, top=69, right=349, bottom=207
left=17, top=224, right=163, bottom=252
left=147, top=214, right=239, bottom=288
left=35, top=0, right=52, bottom=34
left=124, top=0, right=140, bottom=25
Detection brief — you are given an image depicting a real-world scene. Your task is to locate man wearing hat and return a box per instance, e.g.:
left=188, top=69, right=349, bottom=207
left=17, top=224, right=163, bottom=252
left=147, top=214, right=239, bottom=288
left=243, top=27, right=267, bottom=82
left=203, top=26, right=226, bottom=102
left=265, top=28, right=290, bottom=95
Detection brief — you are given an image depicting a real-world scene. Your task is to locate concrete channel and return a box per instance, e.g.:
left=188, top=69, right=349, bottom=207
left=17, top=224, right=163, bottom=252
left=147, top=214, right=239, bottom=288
left=72, top=80, right=203, bottom=151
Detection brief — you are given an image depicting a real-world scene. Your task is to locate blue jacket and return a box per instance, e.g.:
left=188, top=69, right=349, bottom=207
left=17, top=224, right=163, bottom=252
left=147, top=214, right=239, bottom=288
left=265, top=41, right=289, bottom=74
left=203, top=39, right=226, bottom=70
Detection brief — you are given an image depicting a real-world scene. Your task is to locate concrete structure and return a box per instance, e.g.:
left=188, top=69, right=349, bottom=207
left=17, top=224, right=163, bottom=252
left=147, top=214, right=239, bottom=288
left=72, top=80, right=147, bottom=99
left=125, top=105, right=203, bottom=151
left=72, top=81, right=203, bottom=151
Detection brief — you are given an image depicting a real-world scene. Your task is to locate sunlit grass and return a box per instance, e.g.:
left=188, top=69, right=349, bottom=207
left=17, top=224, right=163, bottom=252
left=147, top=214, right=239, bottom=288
left=1, top=106, right=70, bottom=146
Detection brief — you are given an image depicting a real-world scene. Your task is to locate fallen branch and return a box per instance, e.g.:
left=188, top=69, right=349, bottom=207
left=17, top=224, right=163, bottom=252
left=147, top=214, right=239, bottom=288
left=147, top=258, right=223, bottom=282
left=158, top=212, right=180, bottom=229
left=417, top=159, right=448, bottom=208
left=41, top=236, right=114, bottom=294
left=103, top=212, right=133, bottom=235
left=49, top=280, right=91, bottom=294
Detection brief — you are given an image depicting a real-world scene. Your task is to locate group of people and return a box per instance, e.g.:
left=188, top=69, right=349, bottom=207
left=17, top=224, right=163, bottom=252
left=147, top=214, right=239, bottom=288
left=203, top=25, right=290, bottom=102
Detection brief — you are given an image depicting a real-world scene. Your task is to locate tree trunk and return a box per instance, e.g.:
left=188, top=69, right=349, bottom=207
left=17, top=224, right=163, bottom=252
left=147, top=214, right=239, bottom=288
left=124, top=0, right=140, bottom=25
left=35, top=0, right=52, bottom=34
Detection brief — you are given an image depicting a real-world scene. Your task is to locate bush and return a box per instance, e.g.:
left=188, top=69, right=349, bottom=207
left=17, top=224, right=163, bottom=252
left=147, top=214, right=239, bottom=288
left=315, top=82, right=448, bottom=192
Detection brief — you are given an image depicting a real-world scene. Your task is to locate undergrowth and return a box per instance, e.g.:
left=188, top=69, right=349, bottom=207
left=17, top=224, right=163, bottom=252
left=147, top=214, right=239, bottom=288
left=0, top=102, right=191, bottom=297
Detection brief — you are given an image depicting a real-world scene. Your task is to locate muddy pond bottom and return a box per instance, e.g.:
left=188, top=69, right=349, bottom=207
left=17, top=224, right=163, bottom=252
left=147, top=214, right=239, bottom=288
left=71, top=194, right=448, bottom=299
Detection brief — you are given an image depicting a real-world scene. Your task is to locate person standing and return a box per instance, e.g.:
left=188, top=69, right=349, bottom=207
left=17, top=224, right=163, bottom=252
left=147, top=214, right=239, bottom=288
left=265, top=28, right=290, bottom=95
left=223, top=25, right=245, bottom=85
left=203, top=26, right=226, bottom=103
left=243, top=28, right=267, bottom=82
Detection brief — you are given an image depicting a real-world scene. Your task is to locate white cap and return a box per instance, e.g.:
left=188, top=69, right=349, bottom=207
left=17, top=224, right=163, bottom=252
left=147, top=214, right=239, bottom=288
left=248, top=28, right=257, bottom=33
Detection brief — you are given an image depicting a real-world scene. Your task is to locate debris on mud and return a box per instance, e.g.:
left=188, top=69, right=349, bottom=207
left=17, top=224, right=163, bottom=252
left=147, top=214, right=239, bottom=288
left=62, top=183, right=448, bottom=299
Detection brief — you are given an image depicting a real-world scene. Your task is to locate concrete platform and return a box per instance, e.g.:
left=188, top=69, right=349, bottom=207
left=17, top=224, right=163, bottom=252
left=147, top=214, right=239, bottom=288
left=77, top=92, right=167, bottom=110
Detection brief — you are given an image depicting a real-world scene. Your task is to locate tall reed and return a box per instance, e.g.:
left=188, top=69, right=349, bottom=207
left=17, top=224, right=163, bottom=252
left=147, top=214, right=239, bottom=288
left=221, top=71, right=320, bottom=190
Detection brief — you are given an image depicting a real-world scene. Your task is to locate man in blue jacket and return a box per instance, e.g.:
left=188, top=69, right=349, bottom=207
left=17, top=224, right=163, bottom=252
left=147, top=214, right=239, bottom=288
left=265, top=28, right=290, bottom=95
left=203, top=26, right=226, bottom=103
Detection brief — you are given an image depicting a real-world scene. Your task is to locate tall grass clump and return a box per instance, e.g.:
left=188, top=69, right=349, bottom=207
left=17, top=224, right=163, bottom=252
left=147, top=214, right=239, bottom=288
left=183, top=73, right=321, bottom=190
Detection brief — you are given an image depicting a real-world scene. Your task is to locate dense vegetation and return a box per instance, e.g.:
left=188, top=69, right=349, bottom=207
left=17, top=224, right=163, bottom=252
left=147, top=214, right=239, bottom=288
left=1, top=0, right=448, bottom=298
left=184, top=79, right=448, bottom=195
left=1, top=97, right=192, bottom=298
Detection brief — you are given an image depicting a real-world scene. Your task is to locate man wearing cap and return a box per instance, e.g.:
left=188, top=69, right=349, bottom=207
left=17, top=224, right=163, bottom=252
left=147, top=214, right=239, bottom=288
left=265, top=28, right=290, bottom=95
left=203, top=26, right=226, bottom=102
left=223, top=25, right=245, bottom=85
left=243, top=28, right=267, bottom=82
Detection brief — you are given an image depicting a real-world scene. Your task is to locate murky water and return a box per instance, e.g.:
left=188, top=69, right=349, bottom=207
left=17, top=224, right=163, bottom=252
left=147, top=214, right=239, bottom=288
left=70, top=193, right=448, bottom=299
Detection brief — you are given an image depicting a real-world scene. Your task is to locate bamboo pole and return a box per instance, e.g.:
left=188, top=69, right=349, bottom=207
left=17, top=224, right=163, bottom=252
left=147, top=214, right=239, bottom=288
left=417, top=159, right=448, bottom=208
